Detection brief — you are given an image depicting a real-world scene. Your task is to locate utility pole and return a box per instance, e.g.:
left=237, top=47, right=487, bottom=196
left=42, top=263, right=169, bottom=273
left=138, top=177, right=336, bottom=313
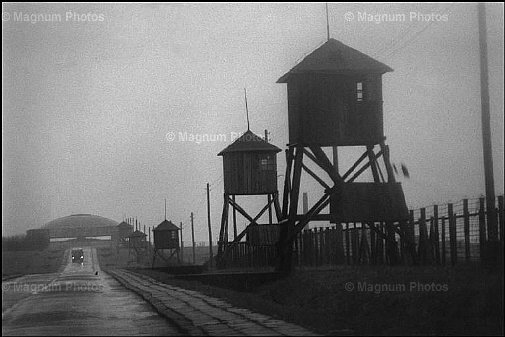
left=147, top=226, right=151, bottom=262
left=191, top=212, right=196, bottom=264
left=180, top=221, right=184, bottom=263
left=266, top=129, right=273, bottom=224
left=478, top=2, right=497, bottom=243
left=207, top=183, right=214, bottom=268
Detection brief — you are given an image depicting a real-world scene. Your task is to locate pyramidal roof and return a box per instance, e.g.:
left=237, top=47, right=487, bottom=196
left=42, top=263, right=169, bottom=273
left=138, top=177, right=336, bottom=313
left=128, top=230, right=147, bottom=238
left=218, top=130, right=281, bottom=156
left=154, top=219, right=179, bottom=231
left=117, top=221, right=132, bottom=228
left=277, top=38, right=393, bottom=83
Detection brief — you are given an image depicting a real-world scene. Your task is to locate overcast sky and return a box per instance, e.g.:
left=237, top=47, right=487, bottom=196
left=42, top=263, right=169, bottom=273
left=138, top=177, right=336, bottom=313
left=2, top=3, right=504, bottom=241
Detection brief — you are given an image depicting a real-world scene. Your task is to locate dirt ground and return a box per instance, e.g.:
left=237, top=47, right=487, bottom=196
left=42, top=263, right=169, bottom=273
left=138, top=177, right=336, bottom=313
left=132, top=264, right=503, bottom=336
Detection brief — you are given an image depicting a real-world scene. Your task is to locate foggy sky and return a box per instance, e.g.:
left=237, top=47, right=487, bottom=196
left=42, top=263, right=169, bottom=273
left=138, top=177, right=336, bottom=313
left=2, top=3, right=504, bottom=242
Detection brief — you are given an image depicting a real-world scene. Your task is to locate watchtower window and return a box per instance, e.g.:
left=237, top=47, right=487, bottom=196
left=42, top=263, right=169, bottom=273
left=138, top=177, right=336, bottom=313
left=259, top=155, right=275, bottom=171
left=356, top=82, right=364, bottom=102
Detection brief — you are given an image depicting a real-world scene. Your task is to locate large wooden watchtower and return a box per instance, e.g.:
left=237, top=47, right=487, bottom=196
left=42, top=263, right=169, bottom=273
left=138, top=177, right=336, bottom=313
left=276, top=38, right=411, bottom=271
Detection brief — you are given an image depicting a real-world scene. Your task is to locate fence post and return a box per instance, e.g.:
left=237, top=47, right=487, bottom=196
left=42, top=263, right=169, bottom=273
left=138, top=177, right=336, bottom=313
left=294, top=231, right=299, bottom=267
left=324, top=227, right=330, bottom=265
left=433, top=205, right=440, bottom=264
left=419, top=208, right=427, bottom=264
left=441, top=217, right=446, bottom=265
left=320, top=227, right=325, bottom=265
left=448, top=203, right=457, bottom=266
left=408, top=210, right=417, bottom=265
left=359, top=225, right=370, bottom=264
left=498, top=195, right=504, bottom=241
left=345, top=223, right=350, bottom=265
left=370, top=224, right=376, bottom=264
left=377, top=222, right=384, bottom=265
left=352, top=223, right=359, bottom=264
left=479, top=197, right=487, bottom=262
left=463, top=199, right=470, bottom=262
left=310, top=228, right=316, bottom=266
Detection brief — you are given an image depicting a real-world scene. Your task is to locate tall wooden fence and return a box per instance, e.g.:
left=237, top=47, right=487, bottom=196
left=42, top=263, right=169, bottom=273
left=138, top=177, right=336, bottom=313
left=219, top=195, right=504, bottom=269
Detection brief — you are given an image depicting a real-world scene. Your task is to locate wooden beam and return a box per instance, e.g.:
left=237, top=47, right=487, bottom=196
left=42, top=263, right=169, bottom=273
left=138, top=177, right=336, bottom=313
left=292, top=194, right=332, bottom=239
left=228, top=198, right=260, bottom=227
left=277, top=147, right=304, bottom=272
left=347, top=149, right=384, bottom=183
left=367, top=145, right=381, bottom=183
left=217, top=194, right=229, bottom=258
left=273, top=192, right=282, bottom=221
left=380, top=141, right=396, bottom=183
left=227, top=194, right=278, bottom=245
left=342, top=150, right=369, bottom=181
left=308, top=146, right=342, bottom=184
left=302, top=163, right=331, bottom=190
left=232, top=195, right=237, bottom=239
left=282, top=148, right=294, bottom=219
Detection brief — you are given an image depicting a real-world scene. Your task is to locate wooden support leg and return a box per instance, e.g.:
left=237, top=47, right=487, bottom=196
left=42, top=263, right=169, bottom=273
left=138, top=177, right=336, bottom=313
left=380, top=141, right=396, bottom=183
left=268, top=194, right=273, bottom=225
left=367, top=145, right=381, bottom=183
left=277, top=147, right=303, bottom=273
left=282, top=148, right=294, bottom=220
left=273, top=192, right=282, bottom=221
left=232, top=195, right=237, bottom=240
left=217, top=194, right=229, bottom=265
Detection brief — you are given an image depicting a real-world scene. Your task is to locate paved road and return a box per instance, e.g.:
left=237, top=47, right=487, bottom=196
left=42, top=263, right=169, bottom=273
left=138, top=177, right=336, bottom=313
left=2, top=247, right=180, bottom=336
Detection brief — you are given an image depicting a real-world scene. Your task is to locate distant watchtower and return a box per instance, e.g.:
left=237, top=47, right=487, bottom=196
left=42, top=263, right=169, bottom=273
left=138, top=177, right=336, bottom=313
left=127, top=230, right=147, bottom=265
left=276, top=38, right=410, bottom=271
left=115, top=221, right=133, bottom=246
left=216, top=130, right=282, bottom=266
left=151, top=219, right=180, bottom=267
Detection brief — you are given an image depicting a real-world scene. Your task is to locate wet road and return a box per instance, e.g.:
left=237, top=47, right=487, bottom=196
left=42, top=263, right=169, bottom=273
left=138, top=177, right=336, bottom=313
left=2, top=247, right=180, bottom=336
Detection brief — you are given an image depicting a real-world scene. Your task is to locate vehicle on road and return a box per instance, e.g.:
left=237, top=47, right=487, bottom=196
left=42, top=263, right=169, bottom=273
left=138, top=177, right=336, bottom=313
left=72, top=248, right=84, bottom=264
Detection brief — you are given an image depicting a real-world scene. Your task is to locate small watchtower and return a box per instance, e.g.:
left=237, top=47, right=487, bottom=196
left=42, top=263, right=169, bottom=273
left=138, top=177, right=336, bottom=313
left=152, top=219, right=180, bottom=266
left=116, top=221, right=133, bottom=246
left=216, top=129, right=282, bottom=266
left=127, top=230, right=147, bottom=265
left=153, top=220, right=179, bottom=249
left=218, top=130, right=281, bottom=195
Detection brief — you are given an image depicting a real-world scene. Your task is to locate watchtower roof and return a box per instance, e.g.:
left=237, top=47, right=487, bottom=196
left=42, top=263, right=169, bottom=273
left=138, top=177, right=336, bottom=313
left=128, top=230, right=147, bottom=238
left=117, top=221, right=132, bottom=229
left=154, top=219, right=179, bottom=231
left=277, top=38, right=393, bottom=83
left=218, top=130, right=281, bottom=156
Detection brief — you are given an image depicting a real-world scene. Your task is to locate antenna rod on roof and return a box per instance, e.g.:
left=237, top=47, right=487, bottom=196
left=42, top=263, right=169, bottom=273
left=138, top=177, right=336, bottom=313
left=326, top=3, right=330, bottom=41
left=244, top=88, right=250, bottom=131
left=164, top=198, right=167, bottom=221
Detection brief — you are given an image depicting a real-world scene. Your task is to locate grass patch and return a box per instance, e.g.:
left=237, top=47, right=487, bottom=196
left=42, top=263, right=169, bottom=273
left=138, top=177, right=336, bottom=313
left=131, top=264, right=503, bottom=335
left=1, top=247, right=66, bottom=277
